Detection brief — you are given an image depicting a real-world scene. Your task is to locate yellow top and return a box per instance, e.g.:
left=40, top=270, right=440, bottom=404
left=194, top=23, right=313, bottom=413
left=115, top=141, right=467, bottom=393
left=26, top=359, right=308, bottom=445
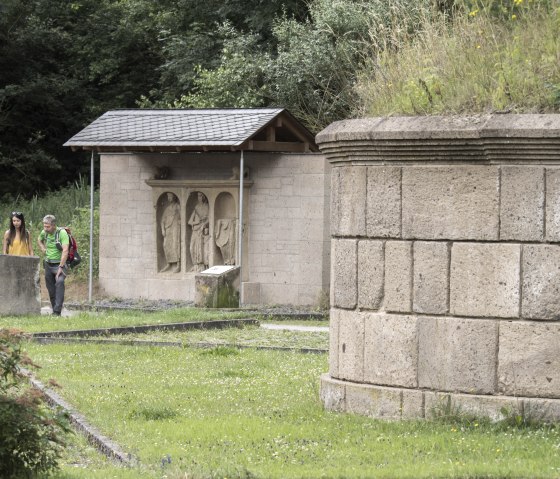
left=7, top=238, right=32, bottom=256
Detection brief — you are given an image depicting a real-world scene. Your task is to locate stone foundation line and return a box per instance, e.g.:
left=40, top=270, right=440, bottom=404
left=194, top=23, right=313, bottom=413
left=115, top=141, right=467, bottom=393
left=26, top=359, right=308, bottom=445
left=23, top=371, right=134, bottom=465
left=31, top=336, right=327, bottom=354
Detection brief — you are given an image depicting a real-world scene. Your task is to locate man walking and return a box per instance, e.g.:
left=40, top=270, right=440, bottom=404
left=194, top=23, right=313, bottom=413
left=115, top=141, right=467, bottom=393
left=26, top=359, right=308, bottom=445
left=38, top=215, right=69, bottom=316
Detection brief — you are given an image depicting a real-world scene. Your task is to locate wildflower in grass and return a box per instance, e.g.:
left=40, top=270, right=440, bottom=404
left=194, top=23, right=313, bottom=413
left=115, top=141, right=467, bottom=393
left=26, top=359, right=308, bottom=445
left=469, top=9, right=479, bottom=17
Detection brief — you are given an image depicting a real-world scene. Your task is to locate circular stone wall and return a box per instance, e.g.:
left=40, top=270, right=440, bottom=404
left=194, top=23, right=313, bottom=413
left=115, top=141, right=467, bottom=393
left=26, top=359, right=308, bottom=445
left=316, top=114, right=560, bottom=421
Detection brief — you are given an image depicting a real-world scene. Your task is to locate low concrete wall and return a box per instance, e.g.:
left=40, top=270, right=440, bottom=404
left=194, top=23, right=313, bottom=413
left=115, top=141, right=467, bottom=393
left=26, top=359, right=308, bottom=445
left=317, top=114, right=560, bottom=421
left=0, top=255, right=41, bottom=316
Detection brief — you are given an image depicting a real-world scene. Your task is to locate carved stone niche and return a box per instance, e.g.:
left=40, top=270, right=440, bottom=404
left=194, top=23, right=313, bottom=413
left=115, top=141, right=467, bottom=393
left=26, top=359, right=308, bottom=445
left=146, top=179, right=252, bottom=277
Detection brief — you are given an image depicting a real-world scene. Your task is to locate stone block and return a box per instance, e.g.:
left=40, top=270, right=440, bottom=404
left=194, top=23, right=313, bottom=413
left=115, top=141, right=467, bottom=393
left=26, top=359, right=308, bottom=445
left=384, top=241, right=412, bottom=312
left=498, top=321, right=560, bottom=398
left=337, top=310, right=364, bottom=382
left=329, top=309, right=341, bottom=377
left=332, top=239, right=357, bottom=309
left=523, top=398, right=560, bottom=423
left=401, top=389, right=425, bottom=419
left=363, top=312, right=418, bottom=388
left=0, top=255, right=40, bottom=316
left=357, top=240, right=384, bottom=310
left=545, top=168, right=560, bottom=241
left=331, top=166, right=366, bottom=236
left=345, top=382, right=403, bottom=419
left=500, top=166, right=544, bottom=241
left=320, top=374, right=346, bottom=412
left=424, top=391, right=521, bottom=422
left=418, top=316, right=498, bottom=394
left=195, top=266, right=240, bottom=308
left=402, top=166, right=499, bottom=240
left=450, top=243, right=520, bottom=318
left=522, top=245, right=560, bottom=320
left=366, top=166, right=401, bottom=238
left=413, top=241, right=449, bottom=314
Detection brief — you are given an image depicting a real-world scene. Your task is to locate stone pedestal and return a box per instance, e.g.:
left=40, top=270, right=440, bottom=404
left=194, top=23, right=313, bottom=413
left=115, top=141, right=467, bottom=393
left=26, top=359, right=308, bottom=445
left=0, top=255, right=41, bottom=316
left=317, top=114, right=560, bottom=422
left=195, top=265, right=240, bottom=308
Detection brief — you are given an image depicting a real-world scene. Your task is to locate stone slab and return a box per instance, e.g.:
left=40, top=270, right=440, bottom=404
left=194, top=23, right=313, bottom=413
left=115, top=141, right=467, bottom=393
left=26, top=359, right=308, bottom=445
left=332, top=239, right=357, bottom=309
left=345, top=382, right=403, bottom=419
left=450, top=243, right=520, bottom=318
left=500, top=166, right=544, bottom=241
left=357, top=240, right=384, bottom=310
left=402, top=166, right=499, bottom=240
left=523, top=397, right=560, bottom=423
left=498, top=321, right=560, bottom=398
left=413, top=241, right=449, bottom=314
left=363, top=312, right=418, bottom=388
left=384, top=241, right=412, bottom=312
left=366, top=166, right=401, bottom=238
left=319, top=374, right=346, bottom=412
left=418, top=316, right=498, bottom=394
left=0, top=255, right=41, bottom=316
left=424, top=391, right=522, bottom=422
left=522, top=245, right=560, bottom=320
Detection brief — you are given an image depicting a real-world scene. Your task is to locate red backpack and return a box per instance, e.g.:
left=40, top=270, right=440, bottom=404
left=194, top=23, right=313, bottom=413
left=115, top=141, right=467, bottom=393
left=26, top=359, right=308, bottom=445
left=55, top=227, right=82, bottom=268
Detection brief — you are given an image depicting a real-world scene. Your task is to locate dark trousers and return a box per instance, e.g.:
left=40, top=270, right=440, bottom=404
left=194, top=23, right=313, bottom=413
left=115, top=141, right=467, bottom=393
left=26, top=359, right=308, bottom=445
left=44, top=262, right=66, bottom=314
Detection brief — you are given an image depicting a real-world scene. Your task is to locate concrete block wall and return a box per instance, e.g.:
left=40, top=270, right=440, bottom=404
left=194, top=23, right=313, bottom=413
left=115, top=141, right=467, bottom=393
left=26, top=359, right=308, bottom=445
left=0, top=255, right=41, bottom=316
left=99, top=152, right=330, bottom=306
left=317, top=114, right=560, bottom=421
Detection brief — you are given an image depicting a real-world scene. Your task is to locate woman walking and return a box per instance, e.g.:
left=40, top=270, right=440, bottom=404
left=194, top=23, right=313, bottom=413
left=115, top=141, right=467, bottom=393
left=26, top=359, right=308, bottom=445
left=3, top=211, right=34, bottom=256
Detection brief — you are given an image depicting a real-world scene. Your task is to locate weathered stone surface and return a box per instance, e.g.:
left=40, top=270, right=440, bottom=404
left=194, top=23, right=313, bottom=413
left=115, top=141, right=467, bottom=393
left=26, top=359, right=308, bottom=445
left=545, top=168, right=560, bottom=241
left=498, top=321, right=560, bottom=398
left=332, top=239, right=357, bottom=309
left=500, top=166, right=544, bottom=241
left=331, top=166, right=366, bottom=236
left=384, top=241, right=412, bottom=312
left=413, top=241, right=449, bottom=314
left=402, top=166, right=499, bottom=240
left=329, top=308, right=341, bottom=377
left=357, top=240, right=384, bottom=310
left=337, top=310, right=365, bottom=382
left=401, top=389, right=425, bottom=419
left=345, top=382, right=403, bottom=419
left=522, top=245, right=560, bottom=320
left=424, top=391, right=522, bottom=422
left=0, top=255, right=40, bottom=316
left=523, top=397, right=560, bottom=423
left=194, top=266, right=240, bottom=308
left=363, top=312, right=418, bottom=388
left=450, top=243, right=520, bottom=318
left=366, top=166, right=401, bottom=238
left=319, top=374, right=346, bottom=412
left=418, top=316, right=498, bottom=394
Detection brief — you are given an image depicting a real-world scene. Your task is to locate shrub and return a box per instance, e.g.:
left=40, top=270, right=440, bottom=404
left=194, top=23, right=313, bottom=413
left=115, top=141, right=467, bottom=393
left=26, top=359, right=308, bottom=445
left=0, top=329, right=70, bottom=479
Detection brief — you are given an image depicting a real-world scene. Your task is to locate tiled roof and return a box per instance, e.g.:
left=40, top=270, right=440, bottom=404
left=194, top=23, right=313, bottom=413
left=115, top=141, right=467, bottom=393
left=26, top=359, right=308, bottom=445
left=64, top=108, right=310, bottom=150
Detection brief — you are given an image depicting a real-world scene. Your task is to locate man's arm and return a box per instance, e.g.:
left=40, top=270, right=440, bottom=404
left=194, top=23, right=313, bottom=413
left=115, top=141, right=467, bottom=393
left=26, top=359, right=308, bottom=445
left=56, top=243, right=69, bottom=279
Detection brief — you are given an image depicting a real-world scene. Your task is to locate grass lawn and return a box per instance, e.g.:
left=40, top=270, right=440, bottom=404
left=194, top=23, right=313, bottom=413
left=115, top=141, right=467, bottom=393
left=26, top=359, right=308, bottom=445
left=0, top=308, right=250, bottom=334
left=24, top=338, right=560, bottom=479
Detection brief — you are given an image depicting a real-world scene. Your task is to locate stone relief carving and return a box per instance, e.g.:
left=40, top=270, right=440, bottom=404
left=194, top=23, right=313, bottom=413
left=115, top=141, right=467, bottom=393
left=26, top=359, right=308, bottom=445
left=160, top=192, right=181, bottom=273
left=188, top=192, right=210, bottom=272
left=215, top=218, right=237, bottom=265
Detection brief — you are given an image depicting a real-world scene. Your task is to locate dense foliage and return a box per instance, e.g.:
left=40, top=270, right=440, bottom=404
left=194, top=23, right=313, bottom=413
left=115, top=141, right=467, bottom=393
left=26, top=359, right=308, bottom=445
left=0, top=329, right=70, bottom=478
left=1, top=0, right=558, bottom=200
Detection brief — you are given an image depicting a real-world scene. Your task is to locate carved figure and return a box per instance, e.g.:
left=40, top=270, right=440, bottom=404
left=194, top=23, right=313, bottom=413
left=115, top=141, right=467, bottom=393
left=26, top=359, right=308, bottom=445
left=215, top=218, right=237, bottom=265
left=160, top=193, right=181, bottom=273
left=188, top=192, right=209, bottom=272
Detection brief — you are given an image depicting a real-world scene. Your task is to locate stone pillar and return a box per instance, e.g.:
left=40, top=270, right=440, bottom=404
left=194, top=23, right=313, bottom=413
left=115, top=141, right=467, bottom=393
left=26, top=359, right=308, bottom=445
left=0, top=255, right=41, bottom=316
left=316, top=114, right=560, bottom=421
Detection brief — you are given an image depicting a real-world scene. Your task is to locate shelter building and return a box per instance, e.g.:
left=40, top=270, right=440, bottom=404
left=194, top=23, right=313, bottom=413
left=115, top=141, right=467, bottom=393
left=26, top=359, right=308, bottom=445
left=64, top=108, right=330, bottom=306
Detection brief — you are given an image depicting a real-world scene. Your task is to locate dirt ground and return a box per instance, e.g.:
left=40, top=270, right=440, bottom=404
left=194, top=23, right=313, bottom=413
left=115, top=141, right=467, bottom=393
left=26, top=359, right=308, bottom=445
left=40, top=275, right=105, bottom=304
